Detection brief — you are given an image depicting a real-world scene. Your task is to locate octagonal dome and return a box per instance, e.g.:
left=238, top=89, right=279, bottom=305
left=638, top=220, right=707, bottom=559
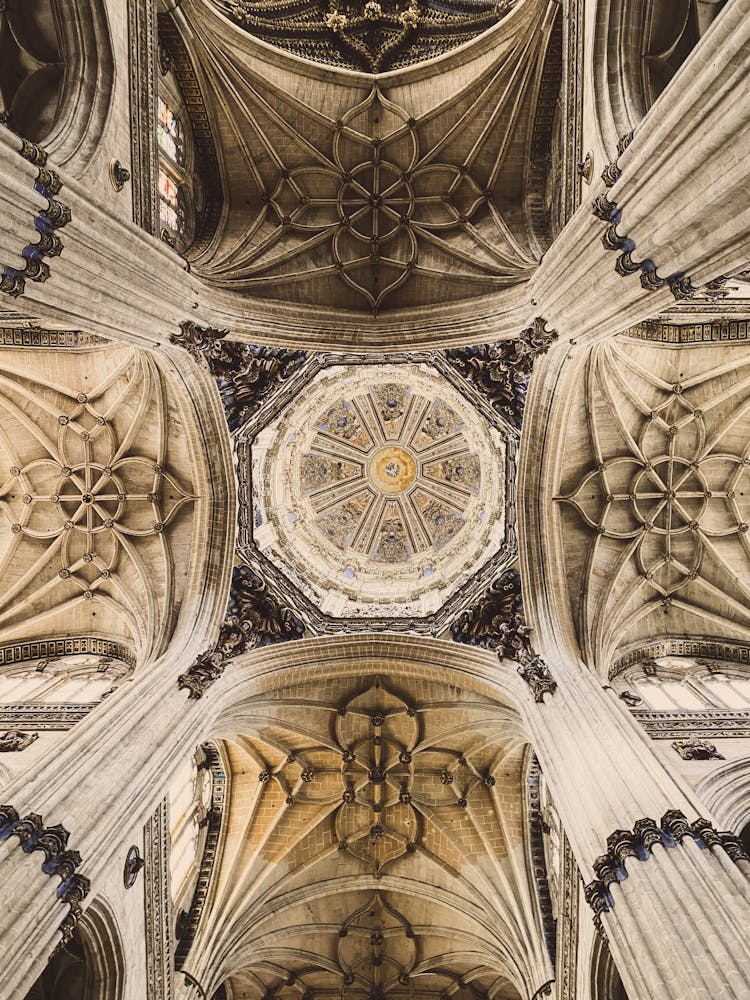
left=244, top=361, right=515, bottom=628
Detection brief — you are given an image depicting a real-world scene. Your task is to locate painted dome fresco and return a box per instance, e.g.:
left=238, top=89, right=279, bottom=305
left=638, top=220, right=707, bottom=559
left=214, top=0, right=507, bottom=72
left=246, top=362, right=513, bottom=624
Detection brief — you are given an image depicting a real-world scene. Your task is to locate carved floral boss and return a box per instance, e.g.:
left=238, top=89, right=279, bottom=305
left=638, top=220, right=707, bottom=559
left=268, top=87, right=499, bottom=311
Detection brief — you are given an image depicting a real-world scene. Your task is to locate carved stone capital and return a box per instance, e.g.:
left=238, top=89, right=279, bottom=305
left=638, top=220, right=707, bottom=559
left=0, top=804, right=89, bottom=947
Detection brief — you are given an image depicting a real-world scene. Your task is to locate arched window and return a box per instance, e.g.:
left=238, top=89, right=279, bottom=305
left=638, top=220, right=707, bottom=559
left=156, top=52, right=201, bottom=252
left=613, top=654, right=750, bottom=711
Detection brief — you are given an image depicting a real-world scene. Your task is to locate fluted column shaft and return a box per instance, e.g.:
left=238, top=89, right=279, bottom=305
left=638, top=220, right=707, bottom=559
left=521, top=665, right=750, bottom=1000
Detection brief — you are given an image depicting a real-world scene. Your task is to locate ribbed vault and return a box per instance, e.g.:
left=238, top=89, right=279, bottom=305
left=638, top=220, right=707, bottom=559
left=160, top=0, right=560, bottom=316
left=183, top=666, right=552, bottom=999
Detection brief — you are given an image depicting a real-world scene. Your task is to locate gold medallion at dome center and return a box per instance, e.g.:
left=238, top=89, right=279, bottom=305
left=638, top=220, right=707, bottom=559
left=368, top=446, right=416, bottom=495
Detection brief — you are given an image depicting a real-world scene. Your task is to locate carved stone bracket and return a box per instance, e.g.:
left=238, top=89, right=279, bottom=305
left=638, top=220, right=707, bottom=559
left=177, top=565, right=305, bottom=698
left=451, top=569, right=557, bottom=702
left=444, top=318, right=558, bottom=429
left=0, top=730, right=39, bottom=751
left=583, top=810, right=750, bottom=917
left=600, top=131, right=633, bottom=188
left=0, top=140, right=71, bottom=298
left=0, top=805, right=90, bottom=949
left=591, top=193, right=727, bottom=302
left=170, top=322, right=307, bottom=431
left=672, top=738, right=725, bottom=761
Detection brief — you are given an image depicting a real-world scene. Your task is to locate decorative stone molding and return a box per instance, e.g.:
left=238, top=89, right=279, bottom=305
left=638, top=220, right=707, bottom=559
left=0, top=636, right=136, bottom=669
left=0, top=705, right=95, bottom=731
left=556, top=831, right=579, bottom=1000
left=591, top=192, right=728, bottom=301
left=444, top=318, right=558, bottom=428
left=0, top=730, right=39, bottom=752
left=128, top=0, right=159, bottom=234
left=171, top=322, right=306, bottom=432
left=177, top=565, right=305, bottom=698
left=526, top=755, right=557, bottom=965
left=0, top=327, right=105, bottom=349
left=632, top=709, right=750, bottom=740
left=610, top=638, right=750, bottom=681
left=0, top=140, right=71, bottom=299
left=672, top=739, right=725, bottom=761
left=560, top=0, right=585, bottom=223
left=451, top=569, right=557, bottom=702
left=0, top=805, right=90, bottom=948
left=600, top=131, right=633, bottom=187
left=144, top=798, right=174, bottom=1000
left=623, top=318, right=750, bottom=344
left=583, top=811, right=750, bottom=916
left=175, top=743, right=226, bottom=968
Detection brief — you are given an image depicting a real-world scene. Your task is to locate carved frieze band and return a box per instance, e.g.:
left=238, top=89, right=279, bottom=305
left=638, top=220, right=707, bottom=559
left=0, top=636, right=136, bottom=668
left=583, top=811, right=750, bottom=917
left=623, top=319, right=750, bottom=344
left=0, top=805, right=90, bottom=949
left=0, top=328, right=105, bottom=348
left=128, top=0, right=159, bottom=234
left=144, top=798, right=174, bottom=1000
left=175, top=742, right=226, bottom=968
left=560, top=0, right=585, bottom=223
left=451, top=569, right=557, bottom=701
left=632, top=709, right=750, bottom=740
left=0, top=141, right=71, bottom=298
left=591, top=192, right=727, bottom=302
left=0, top=705, right=95, bottom=731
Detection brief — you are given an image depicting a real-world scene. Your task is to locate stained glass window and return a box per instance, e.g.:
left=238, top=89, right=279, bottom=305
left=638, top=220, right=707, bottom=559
left=159, top=168, right=184, bottom=236
left=158, top=96, right=185, bottom=166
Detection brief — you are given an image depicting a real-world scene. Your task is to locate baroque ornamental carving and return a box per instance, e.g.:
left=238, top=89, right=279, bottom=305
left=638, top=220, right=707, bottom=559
left=171, top=322, right=306, bottom=431
left=445, top=318, right=558, bottom=428
left=178, top=565, right=305, bottom=698
left=216, top=0, right=508, bottom=72
left=451, top=570, right=557, bottom=702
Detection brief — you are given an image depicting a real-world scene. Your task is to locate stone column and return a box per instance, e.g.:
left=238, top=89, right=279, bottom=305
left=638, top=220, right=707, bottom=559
left=529, top=0, right=750, bottom=346
left=520, top=664, right=750, bottom=1000
left=0, top=653, right=218, bottom=998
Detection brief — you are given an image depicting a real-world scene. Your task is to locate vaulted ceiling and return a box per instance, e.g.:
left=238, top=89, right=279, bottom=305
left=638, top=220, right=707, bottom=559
left=162, top=0, right=561, bottom=315
left=552, top=335, right=750, bottom=673
left=187, top=673, right=552, bottom=999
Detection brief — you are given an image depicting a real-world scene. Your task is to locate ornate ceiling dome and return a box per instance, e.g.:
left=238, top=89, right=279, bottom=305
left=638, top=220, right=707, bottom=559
left=214, top=0, right=506, bottom=73
left=248, top=363, right=511, bottom=622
